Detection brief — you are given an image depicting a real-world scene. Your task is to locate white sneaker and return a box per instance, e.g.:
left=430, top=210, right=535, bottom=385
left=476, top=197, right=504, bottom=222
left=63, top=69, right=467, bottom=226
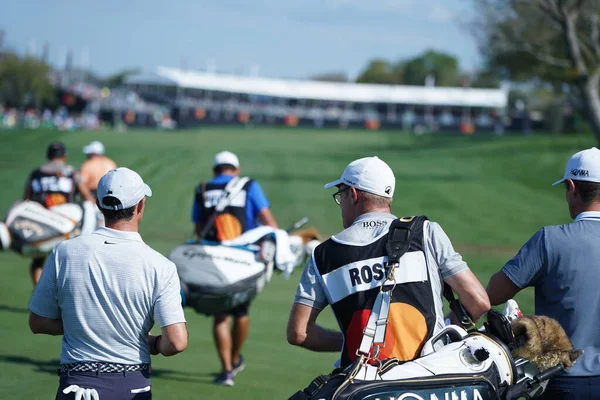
left=503, top=299, right=523, bottom=322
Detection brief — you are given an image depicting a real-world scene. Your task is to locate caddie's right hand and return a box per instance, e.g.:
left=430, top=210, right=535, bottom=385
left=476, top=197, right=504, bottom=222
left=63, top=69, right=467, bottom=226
left=63, top=384, right=100, bottom=400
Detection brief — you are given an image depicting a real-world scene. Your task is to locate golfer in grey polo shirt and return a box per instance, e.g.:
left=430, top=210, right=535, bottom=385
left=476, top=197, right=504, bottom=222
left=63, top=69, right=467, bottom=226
left=487, top=147, right=600, bottom=399
left=29, top=167, right=188, bottom=400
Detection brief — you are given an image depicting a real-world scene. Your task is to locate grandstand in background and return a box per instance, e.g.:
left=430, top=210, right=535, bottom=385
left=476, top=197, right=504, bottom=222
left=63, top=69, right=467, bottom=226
left=121, top=67, right=508, bottom=133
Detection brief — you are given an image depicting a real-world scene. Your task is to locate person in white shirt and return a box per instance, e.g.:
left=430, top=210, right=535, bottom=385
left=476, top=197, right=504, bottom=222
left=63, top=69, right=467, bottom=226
left=29, top=167, right=188, bottom=400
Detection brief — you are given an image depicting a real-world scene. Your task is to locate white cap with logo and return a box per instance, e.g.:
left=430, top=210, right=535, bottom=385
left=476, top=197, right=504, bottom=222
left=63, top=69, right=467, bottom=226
left=83, top=141, right=105, bottom=155
left=213, top=151, right=240, bottom=168
left=552, top=147, right=600, bottom=186
left=97, top=167, right=152, bottom=210
left=324, top=156, right=395, bottom=198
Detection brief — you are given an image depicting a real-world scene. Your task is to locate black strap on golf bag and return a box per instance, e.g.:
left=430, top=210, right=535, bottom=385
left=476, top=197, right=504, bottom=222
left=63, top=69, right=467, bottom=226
left=443, top=283, right=477, bottom=332
left=385, top=217, right=417, bottom=273
left=388, top=216, right=476, bottom=331
left=288, top=370, right=346, bottom=400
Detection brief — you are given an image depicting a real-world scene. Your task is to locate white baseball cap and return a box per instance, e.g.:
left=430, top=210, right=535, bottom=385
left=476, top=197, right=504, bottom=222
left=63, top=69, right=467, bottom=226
left=552, top=147, right=600, bottom=186
left=97, top=167, right=152, bottom=210
left=83, top=141, right=105, bottom=155
left=324, top=156, right=395, bottom=198
left=213, top=151, right=240, bottom=168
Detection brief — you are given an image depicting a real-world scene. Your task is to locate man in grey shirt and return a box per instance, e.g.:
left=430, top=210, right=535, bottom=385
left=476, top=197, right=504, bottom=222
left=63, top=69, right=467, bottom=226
left=29, top=167, right=188, bottom=399
left=487, top=147, right=600, bottom=399
left=287, top=156, right=490, bottom=369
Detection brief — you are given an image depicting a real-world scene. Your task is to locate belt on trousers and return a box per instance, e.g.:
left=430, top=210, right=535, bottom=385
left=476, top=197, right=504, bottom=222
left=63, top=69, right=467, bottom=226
left=59, top=362, right=151, bottom=374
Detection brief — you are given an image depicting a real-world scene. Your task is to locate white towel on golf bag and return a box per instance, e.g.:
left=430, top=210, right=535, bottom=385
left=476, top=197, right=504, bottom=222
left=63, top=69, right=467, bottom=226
left=221, top=226, right=299, bottom=277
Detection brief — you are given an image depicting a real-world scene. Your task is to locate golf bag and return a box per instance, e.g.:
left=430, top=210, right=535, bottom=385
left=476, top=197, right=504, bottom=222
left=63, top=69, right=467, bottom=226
left=0, top=200, right=97, bottom=257
left=168, top=235, right=276, bottom=315
left=169, top=216, right=320, bottom=316
left=291, top=314, right=566, bottom=400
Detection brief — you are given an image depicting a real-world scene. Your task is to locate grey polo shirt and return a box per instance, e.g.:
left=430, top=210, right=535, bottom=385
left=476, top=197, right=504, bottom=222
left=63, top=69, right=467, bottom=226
left=502, top=211, right=600, bottom=376
left=29, top=227, right=186, bottom=365
left=294, top=212, right=470, bottom=331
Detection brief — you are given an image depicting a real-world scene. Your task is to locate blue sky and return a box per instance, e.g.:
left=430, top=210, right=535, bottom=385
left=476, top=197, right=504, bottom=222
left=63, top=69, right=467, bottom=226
left=2, top=0, right=479, bottom=80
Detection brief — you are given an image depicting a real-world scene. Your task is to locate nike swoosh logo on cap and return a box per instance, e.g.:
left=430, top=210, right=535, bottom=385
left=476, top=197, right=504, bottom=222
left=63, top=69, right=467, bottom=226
left=104, top=240, right=118, bottom=245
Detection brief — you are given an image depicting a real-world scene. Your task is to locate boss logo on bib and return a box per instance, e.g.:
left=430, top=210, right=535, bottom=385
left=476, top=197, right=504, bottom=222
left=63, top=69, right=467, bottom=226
left=362, top=220, right=387, bottom=229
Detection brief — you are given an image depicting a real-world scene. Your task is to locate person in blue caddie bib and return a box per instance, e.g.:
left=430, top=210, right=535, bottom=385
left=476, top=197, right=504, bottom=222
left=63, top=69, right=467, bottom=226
left=191, top=150, right=278, bottom=386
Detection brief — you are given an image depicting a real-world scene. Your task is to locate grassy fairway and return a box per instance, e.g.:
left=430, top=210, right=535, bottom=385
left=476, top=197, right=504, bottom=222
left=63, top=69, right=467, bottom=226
left=0, top=127, right=593, bottom=399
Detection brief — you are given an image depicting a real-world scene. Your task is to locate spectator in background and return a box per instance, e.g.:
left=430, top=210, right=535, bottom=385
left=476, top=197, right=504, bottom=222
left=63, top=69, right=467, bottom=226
left=81, top=141, right=117, bottom=198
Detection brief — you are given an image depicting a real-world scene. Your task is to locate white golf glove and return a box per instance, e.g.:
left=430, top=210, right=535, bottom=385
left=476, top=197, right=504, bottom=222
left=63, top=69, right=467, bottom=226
left=63, top=385, right=100, bottom=400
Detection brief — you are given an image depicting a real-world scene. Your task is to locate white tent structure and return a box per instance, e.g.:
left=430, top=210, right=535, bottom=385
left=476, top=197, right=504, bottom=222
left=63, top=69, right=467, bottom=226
left=124, top=67, right=508, bottom=131
left=128, top=67, right=507, bottom=109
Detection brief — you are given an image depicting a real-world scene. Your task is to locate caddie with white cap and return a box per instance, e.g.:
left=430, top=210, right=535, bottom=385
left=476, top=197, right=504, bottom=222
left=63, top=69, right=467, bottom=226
left=29, top=167, right=188, bottom=399
left=287, top=156, right=490, bottom=371
left=324, top=156, right=396, bottom=229
left=83, top=141, right=106, bottom=156
left=80, top=140, right=117, bottom=198
left=191, top=150, right=279, bottom=386
left=487, top=147, right=600, bottom=398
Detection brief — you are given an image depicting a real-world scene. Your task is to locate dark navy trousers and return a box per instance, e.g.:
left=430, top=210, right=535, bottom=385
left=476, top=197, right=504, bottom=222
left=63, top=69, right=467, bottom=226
left=55, top=369, right=151, bottom=400
left=539, top=375, right=600, bottom=400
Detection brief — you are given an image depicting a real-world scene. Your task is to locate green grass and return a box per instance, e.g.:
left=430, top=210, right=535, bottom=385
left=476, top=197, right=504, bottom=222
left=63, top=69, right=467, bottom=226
left=0, top=127, right=593, bottom=399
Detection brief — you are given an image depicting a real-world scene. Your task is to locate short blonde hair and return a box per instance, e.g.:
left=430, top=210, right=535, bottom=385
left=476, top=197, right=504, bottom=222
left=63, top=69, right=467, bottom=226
left=361, top=191, right=392, bottom=208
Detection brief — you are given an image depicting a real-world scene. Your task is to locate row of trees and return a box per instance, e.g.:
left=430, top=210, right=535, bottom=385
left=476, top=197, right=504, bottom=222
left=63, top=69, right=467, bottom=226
left=0, top=51, right=55, bottom=108
left=314, top=1, right=600, bottom=142
left=474, top=0, right=600, bottom=142
left=313, top=50, right=496, bottom=88
left=355, top=50, right=499, bottom=88
left=0, top=32, right=139, bottom=109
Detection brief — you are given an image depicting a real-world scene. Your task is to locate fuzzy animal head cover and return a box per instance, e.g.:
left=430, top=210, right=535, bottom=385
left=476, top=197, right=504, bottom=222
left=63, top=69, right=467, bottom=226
left=511, top=315, right=583, bottom=372
left=290, top=228, right=321, bottom=243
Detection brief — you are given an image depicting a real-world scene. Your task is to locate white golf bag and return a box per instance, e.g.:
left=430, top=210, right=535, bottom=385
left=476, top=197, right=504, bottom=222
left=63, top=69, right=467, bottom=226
left=169, top=236, right=276, bottom=315
left=291, top=313, right=567, bottom=400
left=169, top=223, right=319, bottom=315
left=0, top=200, right=97, bottom=257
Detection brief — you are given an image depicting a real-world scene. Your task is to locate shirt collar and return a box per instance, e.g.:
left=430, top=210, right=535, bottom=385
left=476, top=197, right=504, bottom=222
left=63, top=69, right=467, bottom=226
left=94, top=227, right=143, bottom=242
left=352, top=212, right=397, bottom=225
left=212, top=174, right=235, bottom=183
left=574, top=211, right=600, bottom=223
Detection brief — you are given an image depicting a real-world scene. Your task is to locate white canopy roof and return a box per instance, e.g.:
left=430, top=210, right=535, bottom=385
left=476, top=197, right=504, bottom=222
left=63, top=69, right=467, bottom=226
left=127, top=66, right=508, bottom=108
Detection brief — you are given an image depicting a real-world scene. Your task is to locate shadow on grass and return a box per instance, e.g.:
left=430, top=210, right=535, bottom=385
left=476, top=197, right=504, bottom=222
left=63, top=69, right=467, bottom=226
left=148, top=368, right=218, bottom=385
left=0, top=354, right=60, bottom=375
left=0, top=304, right=30, bottom=314
left=0, top=355, right=218, bottom=386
